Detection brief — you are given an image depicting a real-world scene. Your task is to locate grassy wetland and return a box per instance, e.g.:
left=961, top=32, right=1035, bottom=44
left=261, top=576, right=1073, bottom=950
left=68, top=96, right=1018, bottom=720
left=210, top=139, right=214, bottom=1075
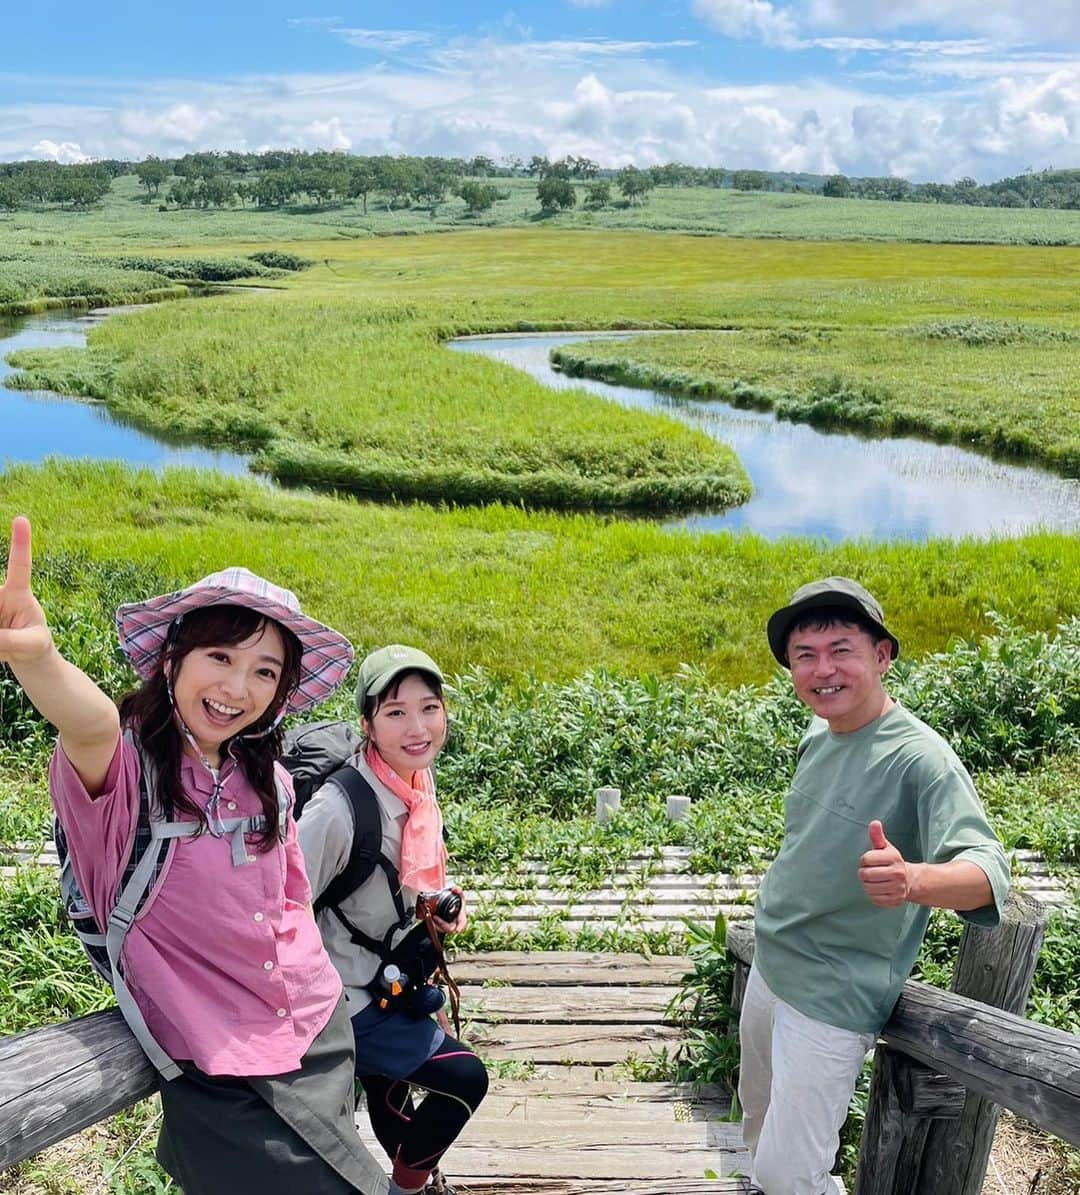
left=553, top=318, right=1080, bottom=475
left=1, top=173, right=1080, bottom=1189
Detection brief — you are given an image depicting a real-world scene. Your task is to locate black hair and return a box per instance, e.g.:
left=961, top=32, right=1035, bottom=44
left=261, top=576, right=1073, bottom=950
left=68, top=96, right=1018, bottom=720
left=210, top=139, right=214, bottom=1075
left=119, top=605, right=303, bottom=848
left=784, top=605, right=890, bottom=661
left=362, top=668, right=445, bottom=725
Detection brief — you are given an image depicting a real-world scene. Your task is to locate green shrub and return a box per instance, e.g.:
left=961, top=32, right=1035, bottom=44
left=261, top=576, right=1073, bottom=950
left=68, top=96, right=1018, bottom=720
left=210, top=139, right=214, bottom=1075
left=248, top=250, right=314, bottom=271
left=110, top=254, right=271, bottom=282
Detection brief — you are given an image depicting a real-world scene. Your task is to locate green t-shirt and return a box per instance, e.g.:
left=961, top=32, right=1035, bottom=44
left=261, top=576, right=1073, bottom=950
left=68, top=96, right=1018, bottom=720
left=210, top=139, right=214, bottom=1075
left=754, top=703, right=1010, bottom=1034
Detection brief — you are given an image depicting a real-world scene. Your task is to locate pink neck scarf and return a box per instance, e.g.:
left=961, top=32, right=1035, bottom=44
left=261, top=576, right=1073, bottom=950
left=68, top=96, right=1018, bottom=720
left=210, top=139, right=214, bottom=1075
left=365, top=743, right=447, bottom=893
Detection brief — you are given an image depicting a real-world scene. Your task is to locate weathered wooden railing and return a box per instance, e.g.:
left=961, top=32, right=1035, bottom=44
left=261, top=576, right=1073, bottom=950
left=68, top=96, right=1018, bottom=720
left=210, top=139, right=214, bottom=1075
left=726, top=891, right=1080, bottom=1194
left=1, top=890, right=1077, bottom=1183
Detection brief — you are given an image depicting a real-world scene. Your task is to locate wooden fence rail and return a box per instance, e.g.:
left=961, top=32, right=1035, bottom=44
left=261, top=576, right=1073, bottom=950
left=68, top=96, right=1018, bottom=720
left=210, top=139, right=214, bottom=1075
left=726, top=890, right=1080, bottom=1195
left=1, top=893, right=1077, bottom=1184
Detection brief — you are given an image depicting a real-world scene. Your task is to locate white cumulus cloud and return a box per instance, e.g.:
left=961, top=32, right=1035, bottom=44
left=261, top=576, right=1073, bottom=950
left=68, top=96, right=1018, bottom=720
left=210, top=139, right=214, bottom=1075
left=692, top=0, right=798, bottom=48
left=31, top=138, right=89, bottom=164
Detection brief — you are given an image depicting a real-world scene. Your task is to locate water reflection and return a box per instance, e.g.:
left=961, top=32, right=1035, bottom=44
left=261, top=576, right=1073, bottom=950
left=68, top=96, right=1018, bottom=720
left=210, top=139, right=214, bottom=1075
left=451, top=333, right=1080, bottom=542
left=0, top=311, right=252, bottom=476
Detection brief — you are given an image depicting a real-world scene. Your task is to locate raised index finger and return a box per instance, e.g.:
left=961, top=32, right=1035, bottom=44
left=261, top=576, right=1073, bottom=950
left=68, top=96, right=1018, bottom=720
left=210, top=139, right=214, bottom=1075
left=5, top=516, right=33, bottom=591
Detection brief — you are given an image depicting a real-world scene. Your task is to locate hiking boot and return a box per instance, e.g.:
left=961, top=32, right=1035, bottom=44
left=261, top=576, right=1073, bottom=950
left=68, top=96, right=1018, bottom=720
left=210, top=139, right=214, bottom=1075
left=423, top=1169, right=457, bottom=1195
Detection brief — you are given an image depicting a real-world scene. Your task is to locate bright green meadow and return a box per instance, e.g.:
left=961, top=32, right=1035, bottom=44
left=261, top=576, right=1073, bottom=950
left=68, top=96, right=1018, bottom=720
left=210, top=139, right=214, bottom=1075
left=2, top=179, right=1080, bottom=1188
left=8, top=174, right=1080, bottom=257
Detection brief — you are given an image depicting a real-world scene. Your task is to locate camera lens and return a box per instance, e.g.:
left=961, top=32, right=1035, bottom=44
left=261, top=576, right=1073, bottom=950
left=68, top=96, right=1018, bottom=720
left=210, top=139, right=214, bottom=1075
left=435, top=890, right=462, bottom=922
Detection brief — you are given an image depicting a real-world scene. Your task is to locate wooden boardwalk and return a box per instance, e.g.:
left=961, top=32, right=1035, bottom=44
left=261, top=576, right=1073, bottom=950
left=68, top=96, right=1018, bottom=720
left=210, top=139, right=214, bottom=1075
left=5, top=842, right=1072, bottom=918
left=4, top=839, right=1064, bottom=1190
left=355, top=950, right=763, bottom=1193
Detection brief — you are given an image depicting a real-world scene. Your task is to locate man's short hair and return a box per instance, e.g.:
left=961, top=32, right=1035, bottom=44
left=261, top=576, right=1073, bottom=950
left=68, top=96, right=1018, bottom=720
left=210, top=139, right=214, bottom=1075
left=784, top=605, right=891, bottom=662
left=766, top=576, right=900, bottom=668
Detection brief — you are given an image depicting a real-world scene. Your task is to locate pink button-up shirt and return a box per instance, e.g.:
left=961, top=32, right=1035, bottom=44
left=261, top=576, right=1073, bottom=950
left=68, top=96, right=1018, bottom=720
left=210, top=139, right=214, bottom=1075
left=50, top=736, right=343, bottom=1076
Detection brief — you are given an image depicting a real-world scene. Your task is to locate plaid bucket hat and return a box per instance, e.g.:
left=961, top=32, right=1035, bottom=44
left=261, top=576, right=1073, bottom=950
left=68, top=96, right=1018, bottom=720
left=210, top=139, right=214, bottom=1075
left=116, top=568, right=354, bottom=715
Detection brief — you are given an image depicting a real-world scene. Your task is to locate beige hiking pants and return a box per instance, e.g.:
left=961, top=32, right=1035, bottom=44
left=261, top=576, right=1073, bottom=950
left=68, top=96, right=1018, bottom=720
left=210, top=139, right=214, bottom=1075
left=738, top=965, right=875, bottom=1195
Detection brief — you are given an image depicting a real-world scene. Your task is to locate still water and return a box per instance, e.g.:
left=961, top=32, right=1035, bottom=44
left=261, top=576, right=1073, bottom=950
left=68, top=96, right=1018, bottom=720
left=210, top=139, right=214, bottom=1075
left=0, top=310, right=251, bottom=475
left=2, top=312, right=1079, bottom=541
left=451, top=333, right=1080, bottom=541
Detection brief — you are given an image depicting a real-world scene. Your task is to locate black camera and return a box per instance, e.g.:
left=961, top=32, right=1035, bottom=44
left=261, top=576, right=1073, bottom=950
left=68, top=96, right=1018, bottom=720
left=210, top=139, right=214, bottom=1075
left=419, top=888, right=462, bottom=923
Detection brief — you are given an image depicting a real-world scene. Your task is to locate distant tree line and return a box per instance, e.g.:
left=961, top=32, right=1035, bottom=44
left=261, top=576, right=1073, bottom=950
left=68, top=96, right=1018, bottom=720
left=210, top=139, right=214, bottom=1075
left=821, top=168, right=1080, bottom=209
left=5, top=150, right=1080, bottom=216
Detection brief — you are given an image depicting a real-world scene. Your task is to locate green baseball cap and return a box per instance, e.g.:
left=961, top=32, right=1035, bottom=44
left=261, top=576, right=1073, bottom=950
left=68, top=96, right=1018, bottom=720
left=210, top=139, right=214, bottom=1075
left=767, top=577, right=900, bottom=667
left=355, top=644, right=444, bottom=715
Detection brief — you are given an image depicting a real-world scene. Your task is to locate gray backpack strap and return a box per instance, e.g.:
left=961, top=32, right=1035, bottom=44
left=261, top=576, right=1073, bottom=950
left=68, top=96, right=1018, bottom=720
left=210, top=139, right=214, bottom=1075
left=105, top=825, right=183, bottom=1081
left=106, top=738, right=184, bottom=1081
left=155, top=814, right=267, bottom=866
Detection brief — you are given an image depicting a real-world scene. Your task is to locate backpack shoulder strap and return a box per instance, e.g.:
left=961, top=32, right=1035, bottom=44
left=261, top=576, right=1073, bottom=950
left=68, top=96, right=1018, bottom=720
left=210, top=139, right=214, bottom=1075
left=315, top=766, right=408, bottom=928
left=105, top=732, right=184, bottom=1080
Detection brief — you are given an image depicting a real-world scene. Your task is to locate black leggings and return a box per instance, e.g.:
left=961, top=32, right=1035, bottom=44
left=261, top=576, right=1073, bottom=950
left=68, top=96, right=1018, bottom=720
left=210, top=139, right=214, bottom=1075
left=358, top=1035, right=489, bottom=1185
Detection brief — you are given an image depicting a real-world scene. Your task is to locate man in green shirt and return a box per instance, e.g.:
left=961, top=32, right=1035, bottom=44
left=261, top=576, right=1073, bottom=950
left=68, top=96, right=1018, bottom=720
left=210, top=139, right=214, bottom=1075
left=739, top=578, right=1009, bottom=1195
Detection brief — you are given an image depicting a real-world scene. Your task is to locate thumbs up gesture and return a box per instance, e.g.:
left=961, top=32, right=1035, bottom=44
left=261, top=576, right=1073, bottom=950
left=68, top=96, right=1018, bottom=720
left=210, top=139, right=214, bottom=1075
left=858, top=820, right=911, bottom=908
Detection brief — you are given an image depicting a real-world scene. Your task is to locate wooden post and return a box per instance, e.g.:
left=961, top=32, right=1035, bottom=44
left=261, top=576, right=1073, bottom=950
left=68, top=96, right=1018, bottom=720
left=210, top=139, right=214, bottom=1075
left=595, top=786, right=621, bottom=824
left=854, top=889, right=1048, bottom=1194
left=912, top=889, right=1047, bottom=1194
left=726, top=922, right=754, bottom=1039
left=666, top=794, right=691, bottom=822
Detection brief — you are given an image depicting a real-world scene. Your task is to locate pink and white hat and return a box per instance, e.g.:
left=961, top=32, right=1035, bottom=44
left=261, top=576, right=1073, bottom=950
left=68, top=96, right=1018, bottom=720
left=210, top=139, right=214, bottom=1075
left=116, top=567, right=354, bottom=715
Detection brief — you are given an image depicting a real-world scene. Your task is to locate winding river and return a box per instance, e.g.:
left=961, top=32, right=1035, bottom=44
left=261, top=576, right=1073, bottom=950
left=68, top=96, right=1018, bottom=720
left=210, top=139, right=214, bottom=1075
left=452, top=333, right=1080, bottom=541
left=3, top=311, right=1079, bottom=542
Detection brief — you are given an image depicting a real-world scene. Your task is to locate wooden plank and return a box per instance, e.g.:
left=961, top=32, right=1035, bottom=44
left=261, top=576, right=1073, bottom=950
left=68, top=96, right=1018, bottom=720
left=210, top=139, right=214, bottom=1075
left=430, top=1181, right=749, bottom=1193
left=486, top=1078, right=728, bottom=1103
left=452, top=953, right=691, bottom=986
left=880, top=981, right=1080, bottom=1147
left=465, top=1022, right=684, bottom=1064
left=406, top=1141, right=740, bottom=1180
left=477, top=1101, right=727, bottom=1128
left=445, top=1119, right=724, bottom=1146
left=479, top=913, right=754, bottom=933
left=470, top=901, right=756, bottom=917
left=460, top=985, right=683, bottom=1023
left=468, top=874, right=763, bottom=890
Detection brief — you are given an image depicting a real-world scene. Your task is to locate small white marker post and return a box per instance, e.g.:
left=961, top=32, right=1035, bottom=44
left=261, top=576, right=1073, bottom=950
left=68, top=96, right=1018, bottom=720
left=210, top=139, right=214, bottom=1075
left=666, top=794, right=692, bottom=822
left=595, top=786, right=621, bottom=824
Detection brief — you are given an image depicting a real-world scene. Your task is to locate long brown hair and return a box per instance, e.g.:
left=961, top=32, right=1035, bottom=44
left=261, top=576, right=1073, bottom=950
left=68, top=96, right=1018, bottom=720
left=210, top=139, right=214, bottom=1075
left=119, top=605, right=303, bottom=848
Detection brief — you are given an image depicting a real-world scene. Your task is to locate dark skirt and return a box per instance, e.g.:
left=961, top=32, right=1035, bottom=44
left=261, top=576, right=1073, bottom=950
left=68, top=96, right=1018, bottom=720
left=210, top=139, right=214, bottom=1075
left=350, top=1000, right=445, bottom=1080
left=156, top=997, right=387, bottom=1195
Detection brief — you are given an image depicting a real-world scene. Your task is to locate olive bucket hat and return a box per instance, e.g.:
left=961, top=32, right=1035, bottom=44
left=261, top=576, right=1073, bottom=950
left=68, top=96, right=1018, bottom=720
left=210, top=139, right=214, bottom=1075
left=355, top=644, right=444, bottom=716
left=116, top=567, right=354, bottom=714
left=766, top=576, right=900, bottom=668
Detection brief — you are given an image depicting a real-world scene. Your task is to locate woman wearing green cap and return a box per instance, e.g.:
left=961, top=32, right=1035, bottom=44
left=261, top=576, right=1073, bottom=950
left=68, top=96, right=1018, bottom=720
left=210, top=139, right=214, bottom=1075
left=298, top=646, right=488, bottom=1195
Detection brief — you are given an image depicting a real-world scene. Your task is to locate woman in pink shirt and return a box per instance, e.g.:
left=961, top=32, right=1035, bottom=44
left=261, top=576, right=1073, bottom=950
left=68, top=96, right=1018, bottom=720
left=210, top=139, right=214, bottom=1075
left=0, top=516, right=386, bottom=1195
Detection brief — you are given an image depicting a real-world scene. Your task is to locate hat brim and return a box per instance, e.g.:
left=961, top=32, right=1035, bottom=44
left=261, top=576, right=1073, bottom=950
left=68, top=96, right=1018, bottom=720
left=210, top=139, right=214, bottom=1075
left=359, top=662, right=445, bottom=713
left=116, top=586, right=354, bottom=715
left=767, top=592, right=900, bottom=668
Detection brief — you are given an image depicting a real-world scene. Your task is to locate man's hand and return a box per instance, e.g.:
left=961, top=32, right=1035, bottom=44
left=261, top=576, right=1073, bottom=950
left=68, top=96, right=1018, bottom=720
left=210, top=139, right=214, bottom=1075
left=858, top=820, right=911, bottom=908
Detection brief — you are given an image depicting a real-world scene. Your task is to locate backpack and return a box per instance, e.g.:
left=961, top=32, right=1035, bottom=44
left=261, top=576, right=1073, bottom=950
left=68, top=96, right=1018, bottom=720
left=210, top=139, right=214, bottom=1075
left=56, top=732, right=288, bottom=1081
left=281, top=720, right=403, bottom=926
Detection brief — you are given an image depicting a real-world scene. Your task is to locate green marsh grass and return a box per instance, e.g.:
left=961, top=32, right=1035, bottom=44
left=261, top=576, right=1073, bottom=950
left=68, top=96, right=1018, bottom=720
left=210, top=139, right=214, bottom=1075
left=6, top=291, right=750, bottom=513
left=12, top=230, right=1080, bottom=506
left=553, top=322, right=1080, bottom=475
left=2, top=461, right=1078, bottom=683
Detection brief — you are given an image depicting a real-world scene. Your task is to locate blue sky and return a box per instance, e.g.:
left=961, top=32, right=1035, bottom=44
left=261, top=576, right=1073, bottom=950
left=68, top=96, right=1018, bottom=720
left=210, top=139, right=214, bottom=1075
left=4, top=2, right=1080, bottom=181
